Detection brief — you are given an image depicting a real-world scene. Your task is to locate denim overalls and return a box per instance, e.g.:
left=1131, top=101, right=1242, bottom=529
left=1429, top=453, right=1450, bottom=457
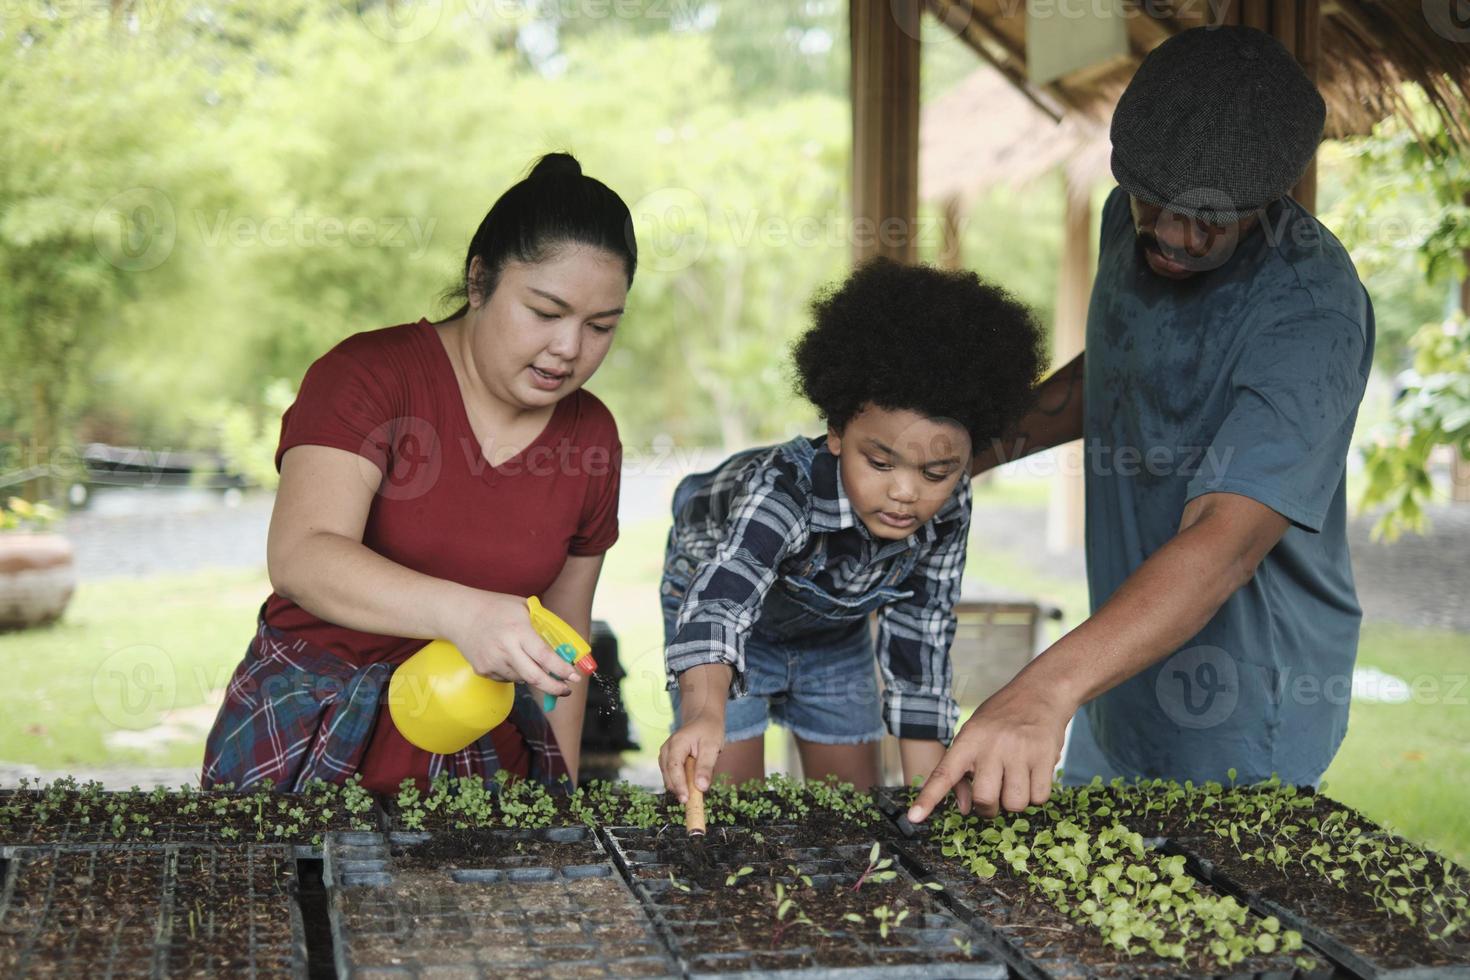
left=660, top=464, right=918, bottom=744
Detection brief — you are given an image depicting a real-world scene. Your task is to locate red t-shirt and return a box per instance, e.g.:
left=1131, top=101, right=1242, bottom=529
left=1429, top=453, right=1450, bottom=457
left=263, top=317, right=621, bottom=792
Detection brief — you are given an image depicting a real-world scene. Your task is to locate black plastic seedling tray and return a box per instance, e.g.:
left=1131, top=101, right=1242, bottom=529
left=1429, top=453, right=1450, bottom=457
left=0, top=842, right=306, bottom=979
left=869, top=787, right=1339, bottom=980
left=1162, top=840, right=1470, bottom=980
left=323, top=827, right=678, bottom=978
left=600, top=822, right=1007, bottom=979
left=0, top=788, right=387, bottom=852
left=1095, top=786, right=1470, bottom=980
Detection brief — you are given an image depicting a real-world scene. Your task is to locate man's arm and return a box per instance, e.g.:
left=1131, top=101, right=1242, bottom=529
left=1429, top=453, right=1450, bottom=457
left=972, top=351, right=1085, bottom=477
left=907, top=490, right=1289, bottom=822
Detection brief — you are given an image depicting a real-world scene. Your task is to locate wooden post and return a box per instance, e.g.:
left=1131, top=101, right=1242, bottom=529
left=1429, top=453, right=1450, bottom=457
left=1047, top=172, right=1092, bottom=554
left=844, top=0, right=921, bottom=784
left=1241, top=0, right=1269, bottom=30
left=851, top=0, right=922, bottom=265
left=939, top=195, right=963, bottom=271
left=1286, top=0, right=1321, bottom=212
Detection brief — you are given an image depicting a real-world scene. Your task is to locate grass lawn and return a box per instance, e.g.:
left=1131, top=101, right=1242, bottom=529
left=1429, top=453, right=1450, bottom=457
left=1322, top=623, right=1470, bottom=864
left=0, top=567, right=268, bottom=770
left=0, top=512, right=1465, bottom=865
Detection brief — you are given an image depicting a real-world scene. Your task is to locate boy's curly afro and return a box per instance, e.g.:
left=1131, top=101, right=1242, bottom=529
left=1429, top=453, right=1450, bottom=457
left=792, top=258, right=1045, bottom=442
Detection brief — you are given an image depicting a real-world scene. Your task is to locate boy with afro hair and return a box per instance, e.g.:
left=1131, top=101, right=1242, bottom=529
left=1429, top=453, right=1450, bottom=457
left=658, top=258, right=1043, bottom=800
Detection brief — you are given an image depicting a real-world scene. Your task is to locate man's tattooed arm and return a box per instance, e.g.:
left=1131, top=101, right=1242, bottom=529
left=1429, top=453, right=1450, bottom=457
left=971, top=352, right=1086, bottom=477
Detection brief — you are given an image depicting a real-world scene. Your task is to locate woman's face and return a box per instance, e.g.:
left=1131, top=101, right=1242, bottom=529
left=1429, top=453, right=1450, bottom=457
left=467, top=244, right=628, bottom=411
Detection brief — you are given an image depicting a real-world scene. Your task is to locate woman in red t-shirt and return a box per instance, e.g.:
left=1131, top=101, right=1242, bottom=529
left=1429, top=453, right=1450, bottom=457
left=202, top=153, right=634, bottom=794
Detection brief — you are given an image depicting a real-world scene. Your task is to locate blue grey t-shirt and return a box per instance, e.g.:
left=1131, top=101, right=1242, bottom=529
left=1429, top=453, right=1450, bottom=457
left=1078, top=186, right=1374, bottom=786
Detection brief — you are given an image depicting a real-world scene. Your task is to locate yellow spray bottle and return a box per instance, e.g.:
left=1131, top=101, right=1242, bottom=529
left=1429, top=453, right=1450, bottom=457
left=388, top=596, right=596, bottom=755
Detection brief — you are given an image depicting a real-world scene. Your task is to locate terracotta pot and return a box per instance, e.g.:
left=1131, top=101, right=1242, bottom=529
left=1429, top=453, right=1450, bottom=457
left=0, top=533, right=77, bottom=631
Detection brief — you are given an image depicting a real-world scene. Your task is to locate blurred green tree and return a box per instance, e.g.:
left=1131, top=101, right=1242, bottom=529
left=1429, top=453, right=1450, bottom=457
left=1331, top=91, right=1470, bottom=539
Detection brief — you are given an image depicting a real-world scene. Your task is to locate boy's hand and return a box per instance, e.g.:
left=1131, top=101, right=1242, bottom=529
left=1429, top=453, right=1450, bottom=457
left=660, top=713, right=724, bottom=803
left=898, top=738, right=947, bottom=787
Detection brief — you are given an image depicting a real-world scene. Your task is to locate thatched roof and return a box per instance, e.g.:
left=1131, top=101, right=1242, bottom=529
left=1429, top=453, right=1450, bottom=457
left=925, top=0, right=1470, bottom=149
left=920, top=65, right=1109, bottom=204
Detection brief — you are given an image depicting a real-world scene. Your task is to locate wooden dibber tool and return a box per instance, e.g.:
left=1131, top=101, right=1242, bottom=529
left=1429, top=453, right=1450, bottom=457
left=683, top=757, right=706, bottom=836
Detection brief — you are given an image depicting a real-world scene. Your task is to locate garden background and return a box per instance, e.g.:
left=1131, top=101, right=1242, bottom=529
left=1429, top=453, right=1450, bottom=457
left=1, top=0, right=1466, bottom=864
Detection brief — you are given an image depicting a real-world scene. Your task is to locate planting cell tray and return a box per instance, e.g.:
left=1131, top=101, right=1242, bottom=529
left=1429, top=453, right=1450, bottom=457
left=323, top=827, right=678, bottom=978
left=1099, top=788, right=1470, bottom=980
left=0, top=842, right=306, bottom=979
left=600, top=822, right=1007, bottom=979
left=1161, top=838, right=1470, bottom=980
left=0, top=788, right=387, bottom=852
left=869, top=787, right=1340, bottom=980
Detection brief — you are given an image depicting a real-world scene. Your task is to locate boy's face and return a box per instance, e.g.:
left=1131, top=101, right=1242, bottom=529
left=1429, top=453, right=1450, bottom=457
left=827, top=405, right=971, bottom=541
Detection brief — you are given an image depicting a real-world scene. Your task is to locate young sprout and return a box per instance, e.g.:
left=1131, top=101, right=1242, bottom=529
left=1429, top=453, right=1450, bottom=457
left=853, top=842, right=897, bottom=892
left=871, top=904, right=909, bottom=939
left=725, top=866, right=754, bottom=887
left=770, top=881, right=820, bottom=946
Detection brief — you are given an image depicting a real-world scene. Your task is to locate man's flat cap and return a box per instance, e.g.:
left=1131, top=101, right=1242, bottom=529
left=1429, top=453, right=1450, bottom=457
left=1110, top=26, right=1326, bottom=225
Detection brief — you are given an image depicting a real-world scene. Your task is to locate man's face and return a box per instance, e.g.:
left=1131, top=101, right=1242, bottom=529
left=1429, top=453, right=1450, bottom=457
left=1129, top=197, right=1261, bottom=280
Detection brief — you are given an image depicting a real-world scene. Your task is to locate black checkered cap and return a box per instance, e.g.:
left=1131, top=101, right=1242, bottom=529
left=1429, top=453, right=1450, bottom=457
left=1109, top=26, right=1326, bottom=225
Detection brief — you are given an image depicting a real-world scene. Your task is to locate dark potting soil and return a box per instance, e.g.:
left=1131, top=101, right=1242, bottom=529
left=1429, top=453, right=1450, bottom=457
left=658, top=873, right=976, bottom=970
left=615, top=810, right=896, bottom=891
left=392, top=828, right=603, bottom=871
left=608, top=812, right=985, bottom=971
left=0, top=845, right=305, bottom=978
left=1132, top=795, right=1470, bottom=969
left=0, top=848, right=167, bottom=977
left=164, top=846, right=300, bottom=978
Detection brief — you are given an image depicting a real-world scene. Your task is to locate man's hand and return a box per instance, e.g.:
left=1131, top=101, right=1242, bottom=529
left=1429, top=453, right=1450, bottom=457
left=906, top=678, right=1073, bottom=824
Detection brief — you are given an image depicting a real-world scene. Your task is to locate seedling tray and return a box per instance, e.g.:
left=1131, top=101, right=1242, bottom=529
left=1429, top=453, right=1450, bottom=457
left=870, top=787, right=1336, bottom=980
left=1164, top=839, right=1470, bottom=980
left=0, top=843, right=306, bottom=978
left=1102, top=783, right=1470, bottom=979
left=0, top=787, right=386, bottom=850
left=323, top=828, right=677, bottom=978
left=600, top=823, right=1006, bottom=978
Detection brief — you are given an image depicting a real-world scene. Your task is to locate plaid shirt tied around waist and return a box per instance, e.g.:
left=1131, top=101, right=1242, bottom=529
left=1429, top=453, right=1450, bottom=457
left=201, top=604, right=566, bottom=791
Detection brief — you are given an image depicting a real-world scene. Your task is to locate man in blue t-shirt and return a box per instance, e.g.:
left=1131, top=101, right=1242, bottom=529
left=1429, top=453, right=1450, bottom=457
left=910, top=25, right=1374, bottom=823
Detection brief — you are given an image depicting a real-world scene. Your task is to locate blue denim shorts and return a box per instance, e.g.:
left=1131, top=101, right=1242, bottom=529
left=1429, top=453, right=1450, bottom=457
left=667, top=622, right=887, bottom=745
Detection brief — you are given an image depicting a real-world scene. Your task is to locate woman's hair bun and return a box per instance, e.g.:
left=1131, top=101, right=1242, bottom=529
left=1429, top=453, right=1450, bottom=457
left=529, top=152, right=582, bottom=179
left=434, top=150, right=634, bottom=322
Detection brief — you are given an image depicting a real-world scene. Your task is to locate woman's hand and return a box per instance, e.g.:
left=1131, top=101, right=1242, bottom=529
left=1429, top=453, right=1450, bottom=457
left=445, top=590, right=580, bottom=698
left=660, top=711, right=725, bottom=804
